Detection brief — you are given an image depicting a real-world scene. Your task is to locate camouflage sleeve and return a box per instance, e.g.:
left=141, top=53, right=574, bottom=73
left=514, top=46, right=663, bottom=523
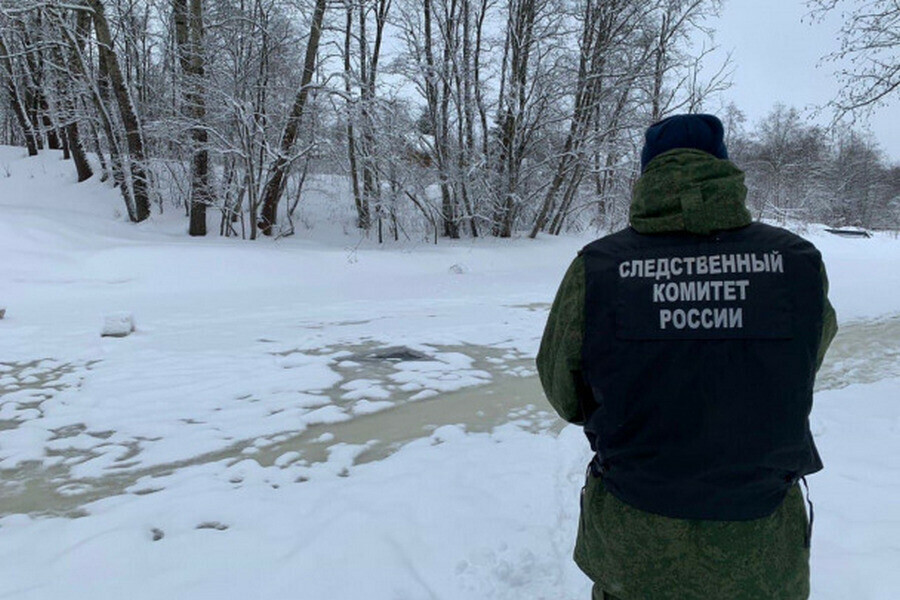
left=817, top=261, right=838, bottom=372
left=536, top=255, right=588, bottom=424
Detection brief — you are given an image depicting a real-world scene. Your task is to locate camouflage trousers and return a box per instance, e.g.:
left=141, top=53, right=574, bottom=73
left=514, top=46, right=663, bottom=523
left=591, top=584, right=622, bottom=600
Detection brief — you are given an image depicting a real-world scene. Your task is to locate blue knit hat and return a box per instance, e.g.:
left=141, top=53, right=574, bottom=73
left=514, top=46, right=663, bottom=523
left=640, top=114, right=728, bottom=172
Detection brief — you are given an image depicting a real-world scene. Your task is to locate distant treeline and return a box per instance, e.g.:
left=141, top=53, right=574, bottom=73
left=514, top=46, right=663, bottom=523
left=0, top=0, right=896, bottom=240
left=726, top=104, right=899, bottom=232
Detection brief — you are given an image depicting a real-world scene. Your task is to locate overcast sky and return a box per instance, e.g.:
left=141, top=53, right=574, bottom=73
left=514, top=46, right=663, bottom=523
left=707, top=0, right=900, bottom=162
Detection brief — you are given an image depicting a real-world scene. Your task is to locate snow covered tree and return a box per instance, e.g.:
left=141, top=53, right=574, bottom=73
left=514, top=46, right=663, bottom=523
left=257, top=0, right=327, bottom=236
left=809, top=0, right=900, bottom=116
left=0, top=0, right=739, bottom=239
left=174, top=0, right=213, bottom=236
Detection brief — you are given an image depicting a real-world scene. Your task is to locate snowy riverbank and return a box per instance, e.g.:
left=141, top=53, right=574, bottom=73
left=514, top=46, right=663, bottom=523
left=1, top=146, right=898, bottom=599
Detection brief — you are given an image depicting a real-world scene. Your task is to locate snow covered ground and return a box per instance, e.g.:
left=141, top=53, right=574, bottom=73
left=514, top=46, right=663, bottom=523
left=0, top=146, right=898, bottom=599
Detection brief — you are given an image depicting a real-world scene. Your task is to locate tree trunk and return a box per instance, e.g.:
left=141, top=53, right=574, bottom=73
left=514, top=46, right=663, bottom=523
left=257, top=0, right=327, bottom=236
left=0, top=35, right=40, bottom=156
left=49, top=8, right=93, bottom=182
left=492, top=0, right=536, bottom=237
left=424, top=0, right=459, bottom=239
left=64, top=8, right=119, bottom=185
left=460, top=0, right=478, bottom=237
left=358, top=0, right=380, bottom=231
left=88, top=0, right=151, bottom=222
left=344, top=1, right=368, bottom=229
left=176, top=0, right=212, bottom=236
left=19, top=16, right=64, bottom=152
left=7, top=86, right=40, bottom=156
left=650, top=11, right=669, bottom=123
left=65, top=114, right=93, bottom=182
left=38, top=95, right=63, bottom=150
left=530, top=0, right=640, bottom=237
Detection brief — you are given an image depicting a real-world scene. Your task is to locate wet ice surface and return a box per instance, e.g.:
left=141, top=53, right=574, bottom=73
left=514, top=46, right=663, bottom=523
left=0, top=340, right=551, bottom=517
left=815, top=314, right=900, bottom=391
left=0, top=314, right=894, bottom=519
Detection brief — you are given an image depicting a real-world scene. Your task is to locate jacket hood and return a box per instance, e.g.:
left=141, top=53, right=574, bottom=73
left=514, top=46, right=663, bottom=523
left=630, top=149, right=752, bottom=235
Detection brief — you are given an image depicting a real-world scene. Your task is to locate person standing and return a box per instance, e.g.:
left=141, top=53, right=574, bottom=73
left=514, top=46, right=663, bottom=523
left=537, top=114, right=838, bottom=600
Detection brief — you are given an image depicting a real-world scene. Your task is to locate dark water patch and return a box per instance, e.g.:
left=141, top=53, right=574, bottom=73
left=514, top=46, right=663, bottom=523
left=349, top=346, right=431, bottom=363
left=816, top=314, right=900, bottom=391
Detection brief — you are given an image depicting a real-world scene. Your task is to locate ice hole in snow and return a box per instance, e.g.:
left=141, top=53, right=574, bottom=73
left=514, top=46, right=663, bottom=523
left=347, top=346, right=430, bottom=363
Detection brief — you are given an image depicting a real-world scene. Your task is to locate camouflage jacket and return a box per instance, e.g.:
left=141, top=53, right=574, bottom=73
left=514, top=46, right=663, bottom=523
left=537, top=149, right=838, bottom=599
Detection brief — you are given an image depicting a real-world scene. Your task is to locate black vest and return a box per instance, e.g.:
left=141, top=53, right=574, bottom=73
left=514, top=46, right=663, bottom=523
left=581, top=222, right=824, bottom=520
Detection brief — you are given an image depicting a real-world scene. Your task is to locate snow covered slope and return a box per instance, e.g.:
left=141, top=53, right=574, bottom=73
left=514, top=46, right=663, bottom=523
left=0, top=147, right=898, bottom=599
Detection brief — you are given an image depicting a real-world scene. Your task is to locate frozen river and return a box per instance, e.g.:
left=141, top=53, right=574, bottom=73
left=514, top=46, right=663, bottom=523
left=1, top=313, right=897, bottom=519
